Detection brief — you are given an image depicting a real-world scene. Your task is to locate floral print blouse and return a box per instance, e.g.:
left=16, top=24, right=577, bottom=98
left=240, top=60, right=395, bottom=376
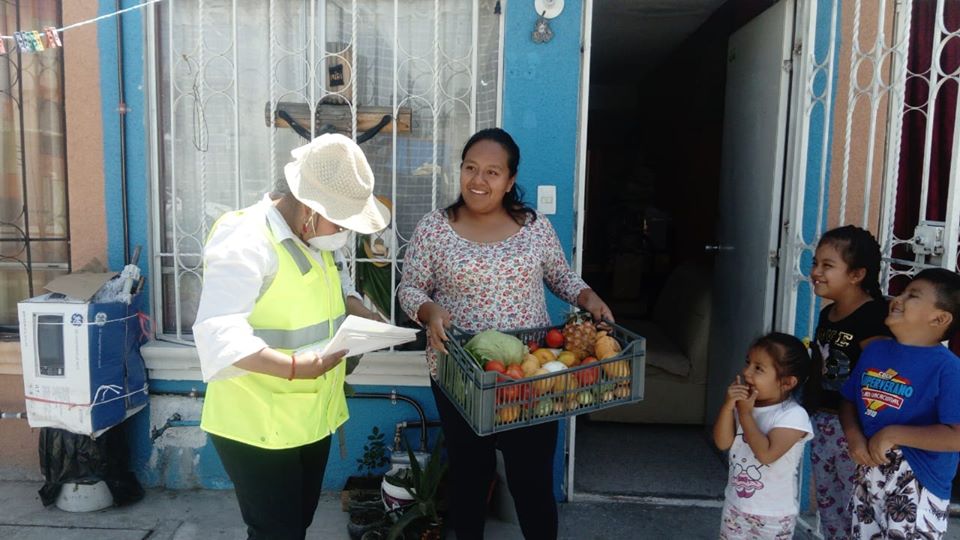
left=398, top=209, right=588, bottom=378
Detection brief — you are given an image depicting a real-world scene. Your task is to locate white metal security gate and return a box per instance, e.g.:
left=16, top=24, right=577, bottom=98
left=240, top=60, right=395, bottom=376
left=146, top=0, right=503, bottom=342
left=778, top=0, right=960, bottom=339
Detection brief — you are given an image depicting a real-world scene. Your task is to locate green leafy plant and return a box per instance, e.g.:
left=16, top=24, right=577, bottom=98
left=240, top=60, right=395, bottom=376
left=356, top=426, right=390, bottom=477
left=384, top=434, right=447, bottom=540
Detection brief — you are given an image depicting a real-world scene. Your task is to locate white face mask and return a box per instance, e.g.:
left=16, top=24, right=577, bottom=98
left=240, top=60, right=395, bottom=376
left=307, top=230, right=350, bottom=252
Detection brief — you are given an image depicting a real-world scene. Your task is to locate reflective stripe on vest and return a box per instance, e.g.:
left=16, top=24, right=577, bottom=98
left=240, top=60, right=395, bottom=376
left=280, top=237, right=313, bottom=275
left=252, top=315, right=346, bottom=350
left=200, top=209, right=348, bottom=449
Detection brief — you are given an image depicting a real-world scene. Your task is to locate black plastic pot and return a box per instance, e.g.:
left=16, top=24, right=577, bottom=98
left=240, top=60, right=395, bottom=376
left=341, top=475, right=383, bottom=512
left=348, top=501, right=388, bottom=540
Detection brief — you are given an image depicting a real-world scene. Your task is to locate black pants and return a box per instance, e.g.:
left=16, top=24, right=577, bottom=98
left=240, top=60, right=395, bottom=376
left=431, top=381, right=559, bottom=540
left=210, top=433, right=332, bottom=540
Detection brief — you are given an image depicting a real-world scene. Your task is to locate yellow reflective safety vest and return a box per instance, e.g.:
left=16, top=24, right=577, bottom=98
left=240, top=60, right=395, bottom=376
left=200, top=211, right=348, bottom=449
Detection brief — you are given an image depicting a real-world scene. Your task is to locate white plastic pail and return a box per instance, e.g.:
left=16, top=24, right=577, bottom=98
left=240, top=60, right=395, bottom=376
left=380, top=473, right=415, bottom=515
left=55, top=481, right=113, bottom=512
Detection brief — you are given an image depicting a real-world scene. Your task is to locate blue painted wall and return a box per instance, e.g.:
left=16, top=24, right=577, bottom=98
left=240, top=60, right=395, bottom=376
left=501, top=0, right=584, bottom=502
left=131, top=382, right=443, bottom=491
left=99, top=0, right=150, bottom=292
left=502, top=0, right=583, bottom=330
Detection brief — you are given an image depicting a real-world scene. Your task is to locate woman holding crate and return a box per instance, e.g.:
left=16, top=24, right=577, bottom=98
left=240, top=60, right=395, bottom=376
left=398, top=128, right=613, bottom=540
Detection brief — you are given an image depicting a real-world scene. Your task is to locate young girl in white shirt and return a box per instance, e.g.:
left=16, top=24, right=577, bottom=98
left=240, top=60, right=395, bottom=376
left=713, top=332, right=814, bottom=540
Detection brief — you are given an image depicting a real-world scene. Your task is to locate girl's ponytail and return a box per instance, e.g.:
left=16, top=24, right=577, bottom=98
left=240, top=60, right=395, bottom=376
left=865, top=281, right=884, bottom=301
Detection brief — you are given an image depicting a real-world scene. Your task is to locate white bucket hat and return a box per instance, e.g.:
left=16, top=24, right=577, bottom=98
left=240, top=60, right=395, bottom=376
left=284, top=133, right=390, bottom=234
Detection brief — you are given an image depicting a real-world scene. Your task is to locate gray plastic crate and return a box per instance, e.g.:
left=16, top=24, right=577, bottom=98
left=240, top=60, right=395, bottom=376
left=436, top=321, right=645, bottom=436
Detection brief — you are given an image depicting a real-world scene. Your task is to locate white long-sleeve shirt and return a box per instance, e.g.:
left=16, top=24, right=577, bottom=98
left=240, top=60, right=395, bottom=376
left=192, top=195, right=359, bottom=382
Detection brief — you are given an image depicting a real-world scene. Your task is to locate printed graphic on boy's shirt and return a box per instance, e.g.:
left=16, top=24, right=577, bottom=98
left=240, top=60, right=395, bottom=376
left=858, top=368, right=913, bottom=417
left=731, top=461, right=765, bottom=498
left=816, top=340, right=852, bottom=392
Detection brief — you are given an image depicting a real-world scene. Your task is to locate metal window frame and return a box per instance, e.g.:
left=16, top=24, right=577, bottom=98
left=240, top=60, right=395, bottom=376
left=0, top=1, right=71, bottom=335
left=146, top=0, right=504, bottom=343
left=778, top=0, right=960, bottom=336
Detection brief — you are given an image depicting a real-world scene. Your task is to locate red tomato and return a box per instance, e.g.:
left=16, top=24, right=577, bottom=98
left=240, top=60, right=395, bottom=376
left=527, top=340, right=540, bottom=352
left=545, top=329, right=564, bottom=349
left=496, top=376, right=521, bottom=403
left=505, top=364, right=525, bottom=380
left=517, top=383, right=532, bottom=406
left=498, top=381, right=533, bottom=406
left=484, top=360, right=507, bottom=374
left=573, top=356, right=599, bottom=387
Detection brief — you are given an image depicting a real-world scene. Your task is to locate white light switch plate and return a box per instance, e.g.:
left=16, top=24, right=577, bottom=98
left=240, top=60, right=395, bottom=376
left=537, top=185, right=556, bottom=215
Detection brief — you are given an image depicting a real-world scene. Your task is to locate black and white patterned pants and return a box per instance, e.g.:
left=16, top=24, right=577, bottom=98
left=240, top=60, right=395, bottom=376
left=850, top=448, right=949, bottom=539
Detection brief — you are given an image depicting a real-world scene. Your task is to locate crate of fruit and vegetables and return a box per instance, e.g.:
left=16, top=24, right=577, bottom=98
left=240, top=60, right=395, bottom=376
left=436, top=312, right=645, bottom=435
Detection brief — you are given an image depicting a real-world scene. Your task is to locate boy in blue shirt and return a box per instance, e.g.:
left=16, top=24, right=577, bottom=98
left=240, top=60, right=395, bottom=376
left=840, top=268, right=960, bottom=539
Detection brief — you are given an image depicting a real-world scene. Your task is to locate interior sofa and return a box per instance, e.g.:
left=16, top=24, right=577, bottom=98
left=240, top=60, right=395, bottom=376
left=591, top=261, right=712, bottom=425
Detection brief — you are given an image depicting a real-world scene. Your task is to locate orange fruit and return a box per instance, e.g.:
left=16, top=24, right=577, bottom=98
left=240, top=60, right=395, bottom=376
left=602, top=359, right=630, bottom=379
left=497, top=405, right=521, bottom=424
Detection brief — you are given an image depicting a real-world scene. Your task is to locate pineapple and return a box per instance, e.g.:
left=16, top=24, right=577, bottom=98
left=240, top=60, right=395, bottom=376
left=562, top=315, right=597, bottom=360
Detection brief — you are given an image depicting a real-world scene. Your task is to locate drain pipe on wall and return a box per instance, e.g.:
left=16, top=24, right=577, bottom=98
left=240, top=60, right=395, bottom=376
left=350, top=390, right=430, bottom=452
left=115, top=0, right=130, bottom=264
left=0, top=410, right=28, bottom=420
left=152, top=387, right=205, bottom=398
left=391, top=419, right=442, bottom=453
left=151, top=412, right=200, bottom=441
left=147, top=388, right=434, bottom=450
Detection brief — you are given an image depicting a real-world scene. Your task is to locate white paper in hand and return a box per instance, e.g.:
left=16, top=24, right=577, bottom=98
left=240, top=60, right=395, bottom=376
left=294, top=315, right=420, bottom=358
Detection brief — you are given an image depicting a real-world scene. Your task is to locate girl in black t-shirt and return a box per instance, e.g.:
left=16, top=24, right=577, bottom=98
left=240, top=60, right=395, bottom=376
left=805, top=225, right=890, bottom=540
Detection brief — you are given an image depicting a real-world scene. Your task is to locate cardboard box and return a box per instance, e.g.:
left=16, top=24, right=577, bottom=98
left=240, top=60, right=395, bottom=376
left=18, top=273, right=148, bottom=437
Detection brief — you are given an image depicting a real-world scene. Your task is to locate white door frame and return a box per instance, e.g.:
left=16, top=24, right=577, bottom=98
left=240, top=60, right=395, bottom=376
left=567, top=0, right=594, bottom=503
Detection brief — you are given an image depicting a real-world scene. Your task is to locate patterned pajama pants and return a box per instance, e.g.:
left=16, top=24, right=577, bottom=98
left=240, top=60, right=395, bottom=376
left=719, top=502, right=797, bottom=540
left=811, top=412, right=857, bottom=540
left=850, top=449, right=950, bottom=539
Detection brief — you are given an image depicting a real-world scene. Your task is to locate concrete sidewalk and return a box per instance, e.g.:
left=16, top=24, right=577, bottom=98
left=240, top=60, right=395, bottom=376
left=0, top=480, right=718, bottom=539
left=1, top=480, right=958, bottom=539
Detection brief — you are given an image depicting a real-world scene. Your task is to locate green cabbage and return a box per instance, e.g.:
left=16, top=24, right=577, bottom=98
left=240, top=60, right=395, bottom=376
left=464, top=330, right=526, bottom=366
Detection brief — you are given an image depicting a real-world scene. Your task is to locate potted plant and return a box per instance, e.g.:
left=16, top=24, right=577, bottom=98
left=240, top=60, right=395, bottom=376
left=342, top=426, right=391, bottom=511
left=384, top=434, right=447, bottom=540
left=345, top=426, right=392, bottom=539
left=348, top=498, right=390, bottom=540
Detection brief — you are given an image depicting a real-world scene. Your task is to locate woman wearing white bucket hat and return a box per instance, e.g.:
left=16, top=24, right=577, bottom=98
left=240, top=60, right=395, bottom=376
left=193, top=133, right=389, bottom=539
